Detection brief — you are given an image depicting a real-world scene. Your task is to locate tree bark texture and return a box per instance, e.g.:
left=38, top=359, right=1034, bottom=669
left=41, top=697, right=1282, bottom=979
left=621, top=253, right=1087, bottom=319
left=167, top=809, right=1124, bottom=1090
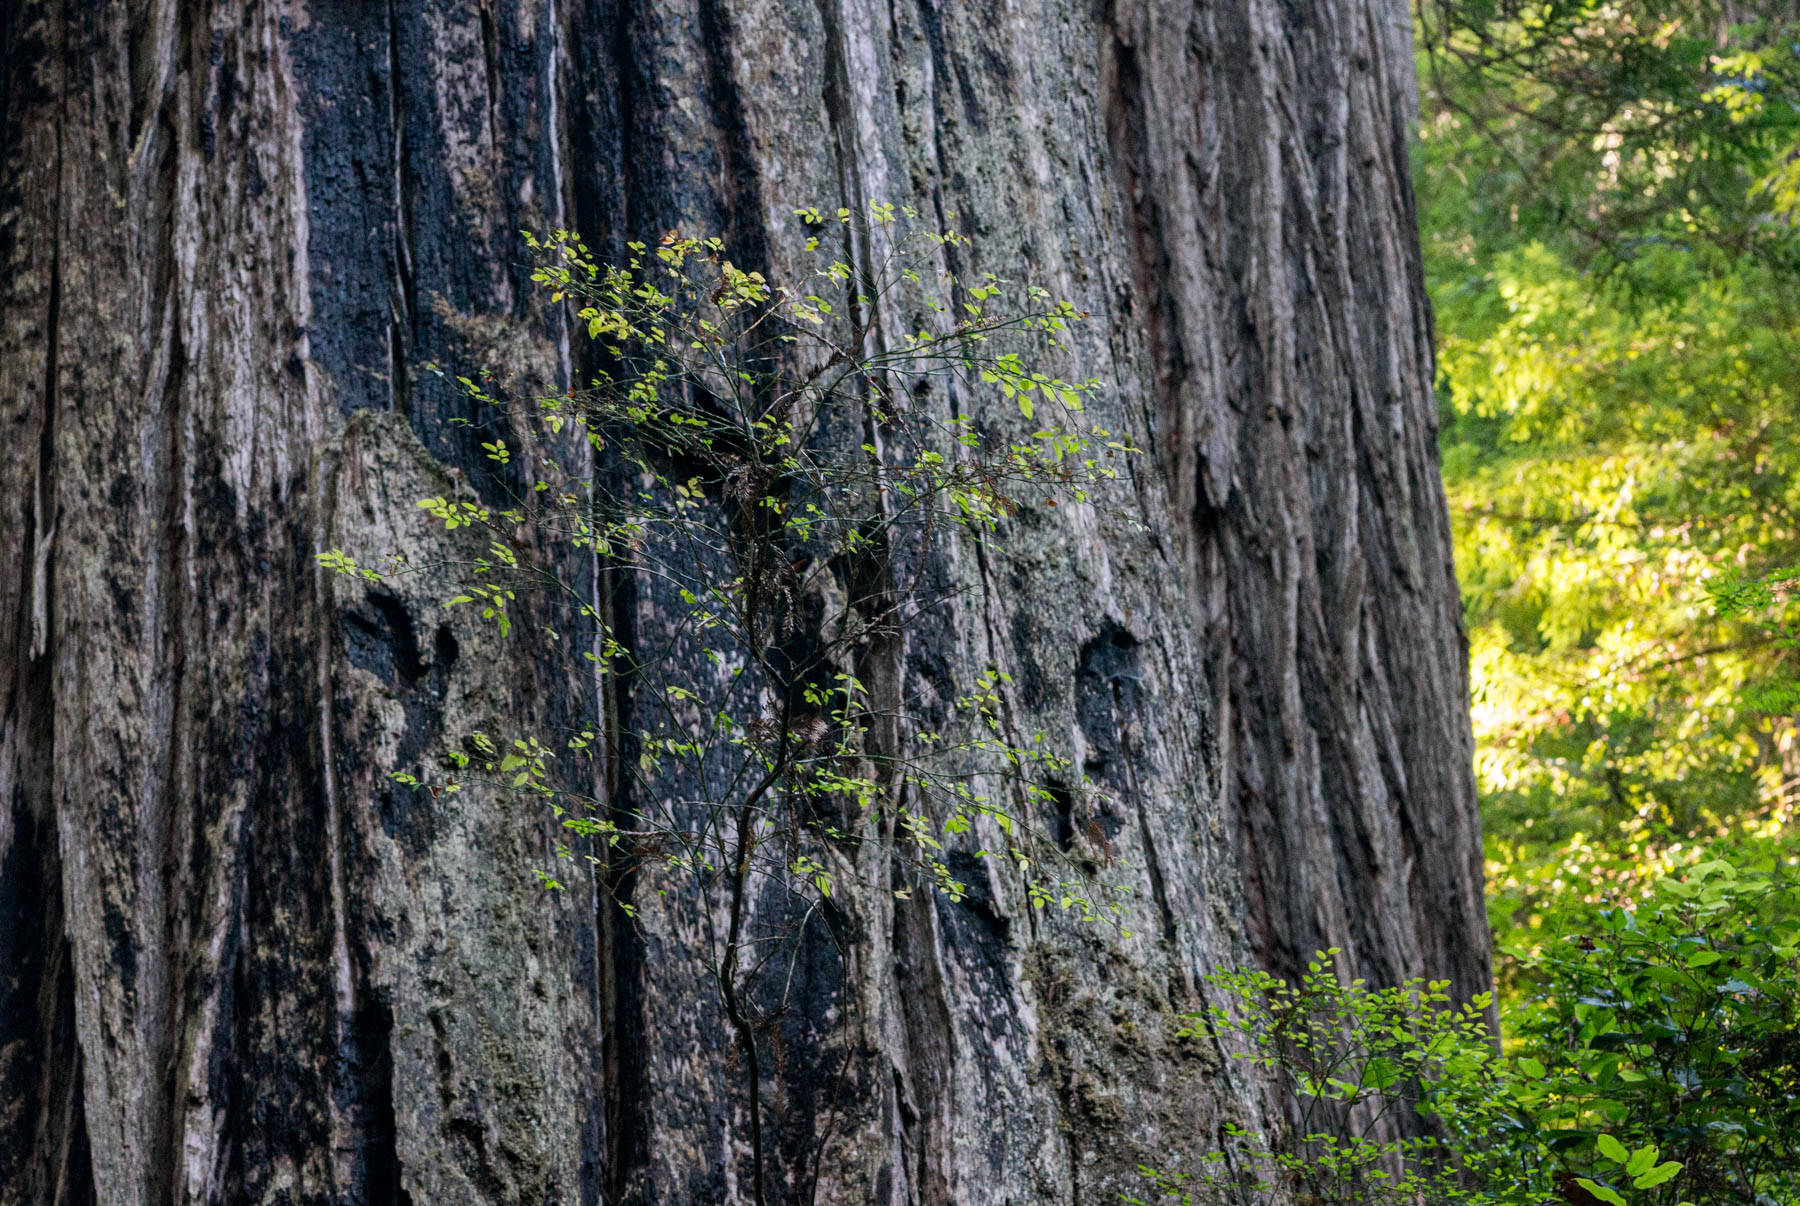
left=0, top=1, right=1488, bottom=1204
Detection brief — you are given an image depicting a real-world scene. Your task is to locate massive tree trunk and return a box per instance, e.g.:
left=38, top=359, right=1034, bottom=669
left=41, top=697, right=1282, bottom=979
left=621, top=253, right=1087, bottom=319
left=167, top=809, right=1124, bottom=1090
left=0, top=1, right=1487, bottom=1204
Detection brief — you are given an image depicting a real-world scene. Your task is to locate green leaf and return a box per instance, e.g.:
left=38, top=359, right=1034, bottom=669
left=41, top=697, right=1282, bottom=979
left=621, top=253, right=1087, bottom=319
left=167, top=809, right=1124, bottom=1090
left=1577, top=1179, right=1627, bottom=1206
left=1517, top=1056, right=1547, bottom=1079
left=1624, top=1145, right=1658, bottom=1177
left=1596, top=1134, right=1629, bottom=1165
left=1633, top=1162, right=1683, bottom=1190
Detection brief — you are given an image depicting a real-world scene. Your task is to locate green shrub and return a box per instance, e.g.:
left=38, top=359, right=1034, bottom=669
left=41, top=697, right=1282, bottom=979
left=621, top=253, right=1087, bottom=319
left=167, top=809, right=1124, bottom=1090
left=1143, top=861, right=1800, bottom=1205
left=1132, top=956, right=1509, bottom=1205
left=1504, top=860, right=1800, bottom=1205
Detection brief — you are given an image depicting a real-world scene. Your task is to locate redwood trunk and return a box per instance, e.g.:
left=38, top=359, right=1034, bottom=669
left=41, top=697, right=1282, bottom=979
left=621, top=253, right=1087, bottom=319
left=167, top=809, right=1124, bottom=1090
left=0, top=2, right=1487, bottom=1204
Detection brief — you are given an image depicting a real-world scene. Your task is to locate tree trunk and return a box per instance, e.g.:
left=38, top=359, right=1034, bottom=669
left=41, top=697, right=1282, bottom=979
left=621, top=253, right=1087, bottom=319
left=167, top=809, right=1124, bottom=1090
left=0, top=1, right=1487, bottom=1204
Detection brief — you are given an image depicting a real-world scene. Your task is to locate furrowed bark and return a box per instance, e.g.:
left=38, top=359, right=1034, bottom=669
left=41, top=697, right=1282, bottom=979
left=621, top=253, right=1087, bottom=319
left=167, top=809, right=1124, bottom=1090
left=0, top=1, right=1488, bottom=1204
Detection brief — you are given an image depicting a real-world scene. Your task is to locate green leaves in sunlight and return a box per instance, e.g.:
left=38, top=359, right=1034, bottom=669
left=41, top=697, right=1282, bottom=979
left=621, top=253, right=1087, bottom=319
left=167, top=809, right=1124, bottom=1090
left=1417, top=0, right=1800, bottom=1008
left=1145, top=864, right=1800, bottom=1203
left=1153, top=16, right=1800, bottom=1189
left=324, top=208, right=1152, bottom=1201
left=323, top=199, right=1145, bottom=940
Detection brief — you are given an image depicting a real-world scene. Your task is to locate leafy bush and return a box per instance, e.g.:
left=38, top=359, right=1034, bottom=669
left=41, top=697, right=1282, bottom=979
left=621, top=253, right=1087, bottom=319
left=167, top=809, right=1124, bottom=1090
left=1134, top=957, right=1509, bottom=1205
left=1504, top=860, right=1800, bottom=1205
left=1142, top=862, right=1800, bottom=1205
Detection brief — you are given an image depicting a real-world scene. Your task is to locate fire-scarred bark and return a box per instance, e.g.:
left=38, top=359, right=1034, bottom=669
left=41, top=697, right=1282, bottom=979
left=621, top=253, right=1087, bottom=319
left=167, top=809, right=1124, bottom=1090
left=0, top=1, right=1486, bottom=1203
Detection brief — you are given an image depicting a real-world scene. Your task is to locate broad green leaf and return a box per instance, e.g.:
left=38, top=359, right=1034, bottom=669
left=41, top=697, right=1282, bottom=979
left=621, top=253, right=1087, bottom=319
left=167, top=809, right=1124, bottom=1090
left=1578, top=1179, right=1628, bottom=1206
left=1633, top=1162, right=1683, bottom=1190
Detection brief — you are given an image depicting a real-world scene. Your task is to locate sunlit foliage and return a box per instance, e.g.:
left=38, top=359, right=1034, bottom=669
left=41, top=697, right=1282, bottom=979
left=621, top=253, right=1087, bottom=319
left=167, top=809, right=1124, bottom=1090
left=1416, top=1, right=1800, bottom=988
left=1146, top=863, right=1800, bottom=1204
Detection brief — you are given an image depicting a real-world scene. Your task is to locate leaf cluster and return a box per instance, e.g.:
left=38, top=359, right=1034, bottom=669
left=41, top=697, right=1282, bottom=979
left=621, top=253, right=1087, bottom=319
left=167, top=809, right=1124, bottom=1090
left=321, top=205, right=1144, bottom=1205
left=1147, top=859, right=1800, bottom=1205
left=1504, top=861, right=1800, bottom=1204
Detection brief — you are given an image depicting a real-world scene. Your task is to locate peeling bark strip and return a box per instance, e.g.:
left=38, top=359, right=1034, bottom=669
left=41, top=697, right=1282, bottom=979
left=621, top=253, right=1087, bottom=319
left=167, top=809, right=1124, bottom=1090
left=0, top=1, right=1486, bottom=1204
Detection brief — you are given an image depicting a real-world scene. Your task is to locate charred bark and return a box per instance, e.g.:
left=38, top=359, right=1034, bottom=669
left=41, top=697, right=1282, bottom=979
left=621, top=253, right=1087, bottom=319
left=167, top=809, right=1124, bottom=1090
left=0, top=1, right=1487, bottom=1204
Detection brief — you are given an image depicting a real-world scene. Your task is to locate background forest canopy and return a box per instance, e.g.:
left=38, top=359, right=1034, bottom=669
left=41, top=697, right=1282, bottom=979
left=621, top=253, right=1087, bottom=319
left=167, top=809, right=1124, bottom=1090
left=1415, top=0, right=1800, bottom=978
